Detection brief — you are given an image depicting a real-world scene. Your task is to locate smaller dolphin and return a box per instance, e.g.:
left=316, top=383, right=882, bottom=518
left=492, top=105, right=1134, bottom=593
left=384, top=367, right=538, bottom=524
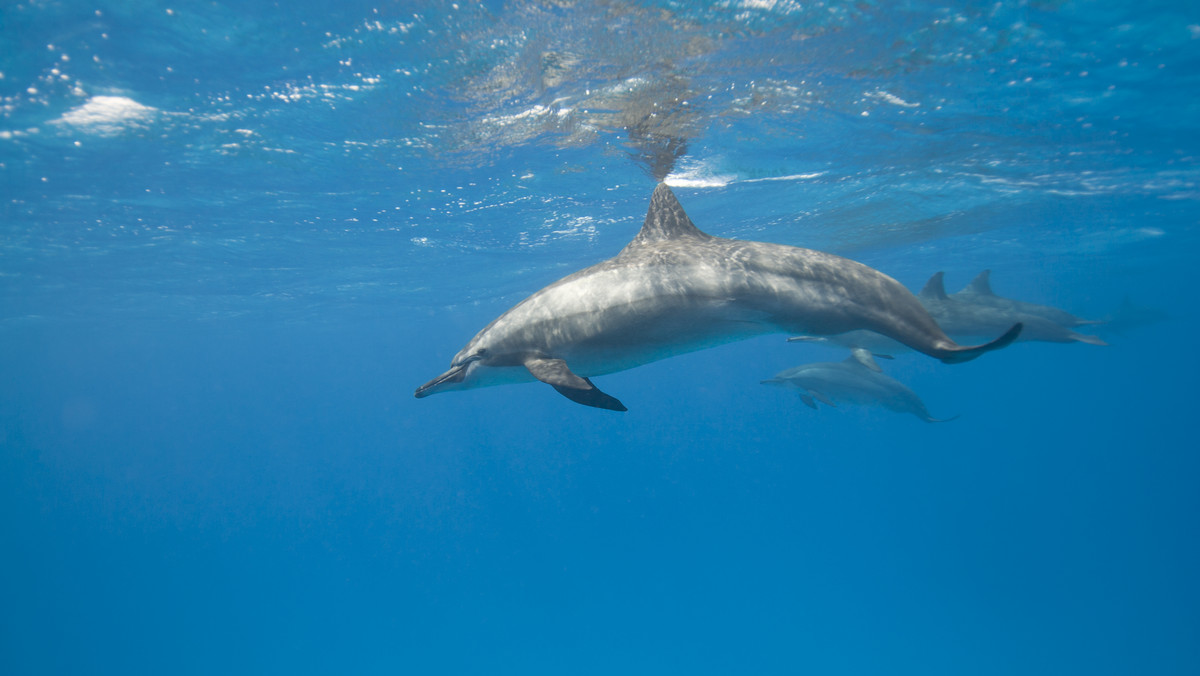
left=762, top=349, right=956, bottom=422
left=919, top=272, right=1107, bottom=346
left=952, top=270, right=1102, bottom=329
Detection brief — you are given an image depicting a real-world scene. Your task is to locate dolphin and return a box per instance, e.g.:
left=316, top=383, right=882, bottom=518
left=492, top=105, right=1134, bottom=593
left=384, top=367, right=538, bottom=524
left=762, top=349, right=957, bottom=422
left=789, top=270, right=1108, bottom=351
left=952, top=270, right=1102, bottom=329
left=1098, top=296, right=1169, bottom=336
left=919, top=272, right=1107, bottom=346
left=415, top=184, right=1021, bottom=411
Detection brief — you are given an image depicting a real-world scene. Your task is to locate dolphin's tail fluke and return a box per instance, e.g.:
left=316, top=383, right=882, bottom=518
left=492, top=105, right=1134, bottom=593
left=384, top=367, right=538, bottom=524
left=936, top=322, right=1023, bottom=364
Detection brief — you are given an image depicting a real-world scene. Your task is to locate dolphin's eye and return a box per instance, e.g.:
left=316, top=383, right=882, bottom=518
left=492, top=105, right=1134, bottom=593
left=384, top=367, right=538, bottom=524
left=457, top=349, right=487, bottom=367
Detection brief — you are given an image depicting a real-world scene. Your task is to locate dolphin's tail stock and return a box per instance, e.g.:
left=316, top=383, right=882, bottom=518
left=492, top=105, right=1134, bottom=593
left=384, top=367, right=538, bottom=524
left=935, top=322, right=1023, bottom=364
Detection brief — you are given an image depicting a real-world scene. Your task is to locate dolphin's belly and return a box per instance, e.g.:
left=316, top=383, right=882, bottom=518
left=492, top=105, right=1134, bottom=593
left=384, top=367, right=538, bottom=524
left=792, top=368, right=889, bottom=402
left=555, top=298, right=774, bottom=376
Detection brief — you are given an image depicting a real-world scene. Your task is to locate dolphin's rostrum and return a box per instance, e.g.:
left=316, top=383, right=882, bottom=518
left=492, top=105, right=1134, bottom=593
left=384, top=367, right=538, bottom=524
left=416, top=184, right=1021, bottom=410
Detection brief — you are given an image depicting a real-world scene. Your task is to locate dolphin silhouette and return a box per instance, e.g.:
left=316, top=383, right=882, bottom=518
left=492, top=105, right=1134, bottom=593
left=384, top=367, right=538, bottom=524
left=919, top=272, right=1106, bottom=346
left=762, top=348, right=957, bottom=422
left=416, top=184, right=1021, bottom=410
left=952, top=270, right=1103, bottom=329
left=1098, top=297, right=1169, bottom=336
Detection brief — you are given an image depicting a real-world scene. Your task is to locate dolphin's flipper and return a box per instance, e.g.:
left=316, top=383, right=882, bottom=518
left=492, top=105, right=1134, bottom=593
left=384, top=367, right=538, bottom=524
left=525, top=357, right=588, bottom=389
left=923, top=414, right=961, bottom=423
left=552, top=378, right=627, bottom=412
left=798, top=393, right=818, bottom=409
left=524, top=357, right=627, bottom=411
left=809, top=390, right=837, bottom=407
left=937, top=322, right=1023, bottom=364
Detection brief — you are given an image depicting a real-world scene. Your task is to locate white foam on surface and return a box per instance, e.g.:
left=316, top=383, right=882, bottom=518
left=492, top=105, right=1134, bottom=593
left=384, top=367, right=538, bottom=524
left=52, top=95, right=157, bottom=135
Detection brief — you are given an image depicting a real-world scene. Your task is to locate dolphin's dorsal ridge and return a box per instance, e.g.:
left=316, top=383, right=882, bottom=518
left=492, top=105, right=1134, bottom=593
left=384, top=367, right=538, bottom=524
left=919, top=272, right=948, bottom=300
left=847, top=347, right=882, bottom=372
left=625, top=183, right=712, bottom=249
left=964, top=270, right=994, bottom=296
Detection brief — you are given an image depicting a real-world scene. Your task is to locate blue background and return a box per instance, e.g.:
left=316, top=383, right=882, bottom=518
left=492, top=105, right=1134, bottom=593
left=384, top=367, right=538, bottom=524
left=2, top=1, right=1198, bottom=673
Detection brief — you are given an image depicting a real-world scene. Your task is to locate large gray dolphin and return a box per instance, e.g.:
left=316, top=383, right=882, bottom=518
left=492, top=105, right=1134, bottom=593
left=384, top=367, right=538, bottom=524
left=762, top=349, right=956, bottom=422
left=415, top=184, right=1021, bottom=411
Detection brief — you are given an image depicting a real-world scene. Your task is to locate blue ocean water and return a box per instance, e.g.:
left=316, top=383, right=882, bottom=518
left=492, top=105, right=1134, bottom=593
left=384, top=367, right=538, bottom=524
left=2, top=0, right=1198, bottom=673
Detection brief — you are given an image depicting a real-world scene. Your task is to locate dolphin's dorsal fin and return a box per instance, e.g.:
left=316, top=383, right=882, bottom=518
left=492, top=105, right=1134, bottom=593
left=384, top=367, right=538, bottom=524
left=624, top=183, right=713, bottom=250
left=962, top=270, right=994, bottom=296
left=919, top=271, right=948, bottom=300
left=846, top=347, right=882, bottom=372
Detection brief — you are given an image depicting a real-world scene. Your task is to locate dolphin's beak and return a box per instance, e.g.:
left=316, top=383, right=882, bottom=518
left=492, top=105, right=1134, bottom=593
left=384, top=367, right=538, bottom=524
left=414, top=364, right=467, bottom=398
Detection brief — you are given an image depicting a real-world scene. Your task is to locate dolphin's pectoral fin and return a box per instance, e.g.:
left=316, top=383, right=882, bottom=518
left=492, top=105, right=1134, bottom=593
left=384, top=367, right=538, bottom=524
left=798, top=393, right=818, bottom=409
left=552, top=378, right=627, bottom=412
left=809, top=390, right=837, bottom=407
left=525, top=357, right=589, bottom=389
left=524, top=357, right=627, bottom=411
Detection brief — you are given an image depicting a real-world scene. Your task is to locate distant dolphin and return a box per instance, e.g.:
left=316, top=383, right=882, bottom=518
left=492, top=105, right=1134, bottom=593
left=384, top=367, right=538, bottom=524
left=919, top=272, right=1106, bottom=345
left=415, top=184, right=1021, bottom=411
left=1097, top=296, right=1169, bottom=336
left=762, top=349, right=957, bottom=422
left=952, top=270, right=1101, bottom=329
